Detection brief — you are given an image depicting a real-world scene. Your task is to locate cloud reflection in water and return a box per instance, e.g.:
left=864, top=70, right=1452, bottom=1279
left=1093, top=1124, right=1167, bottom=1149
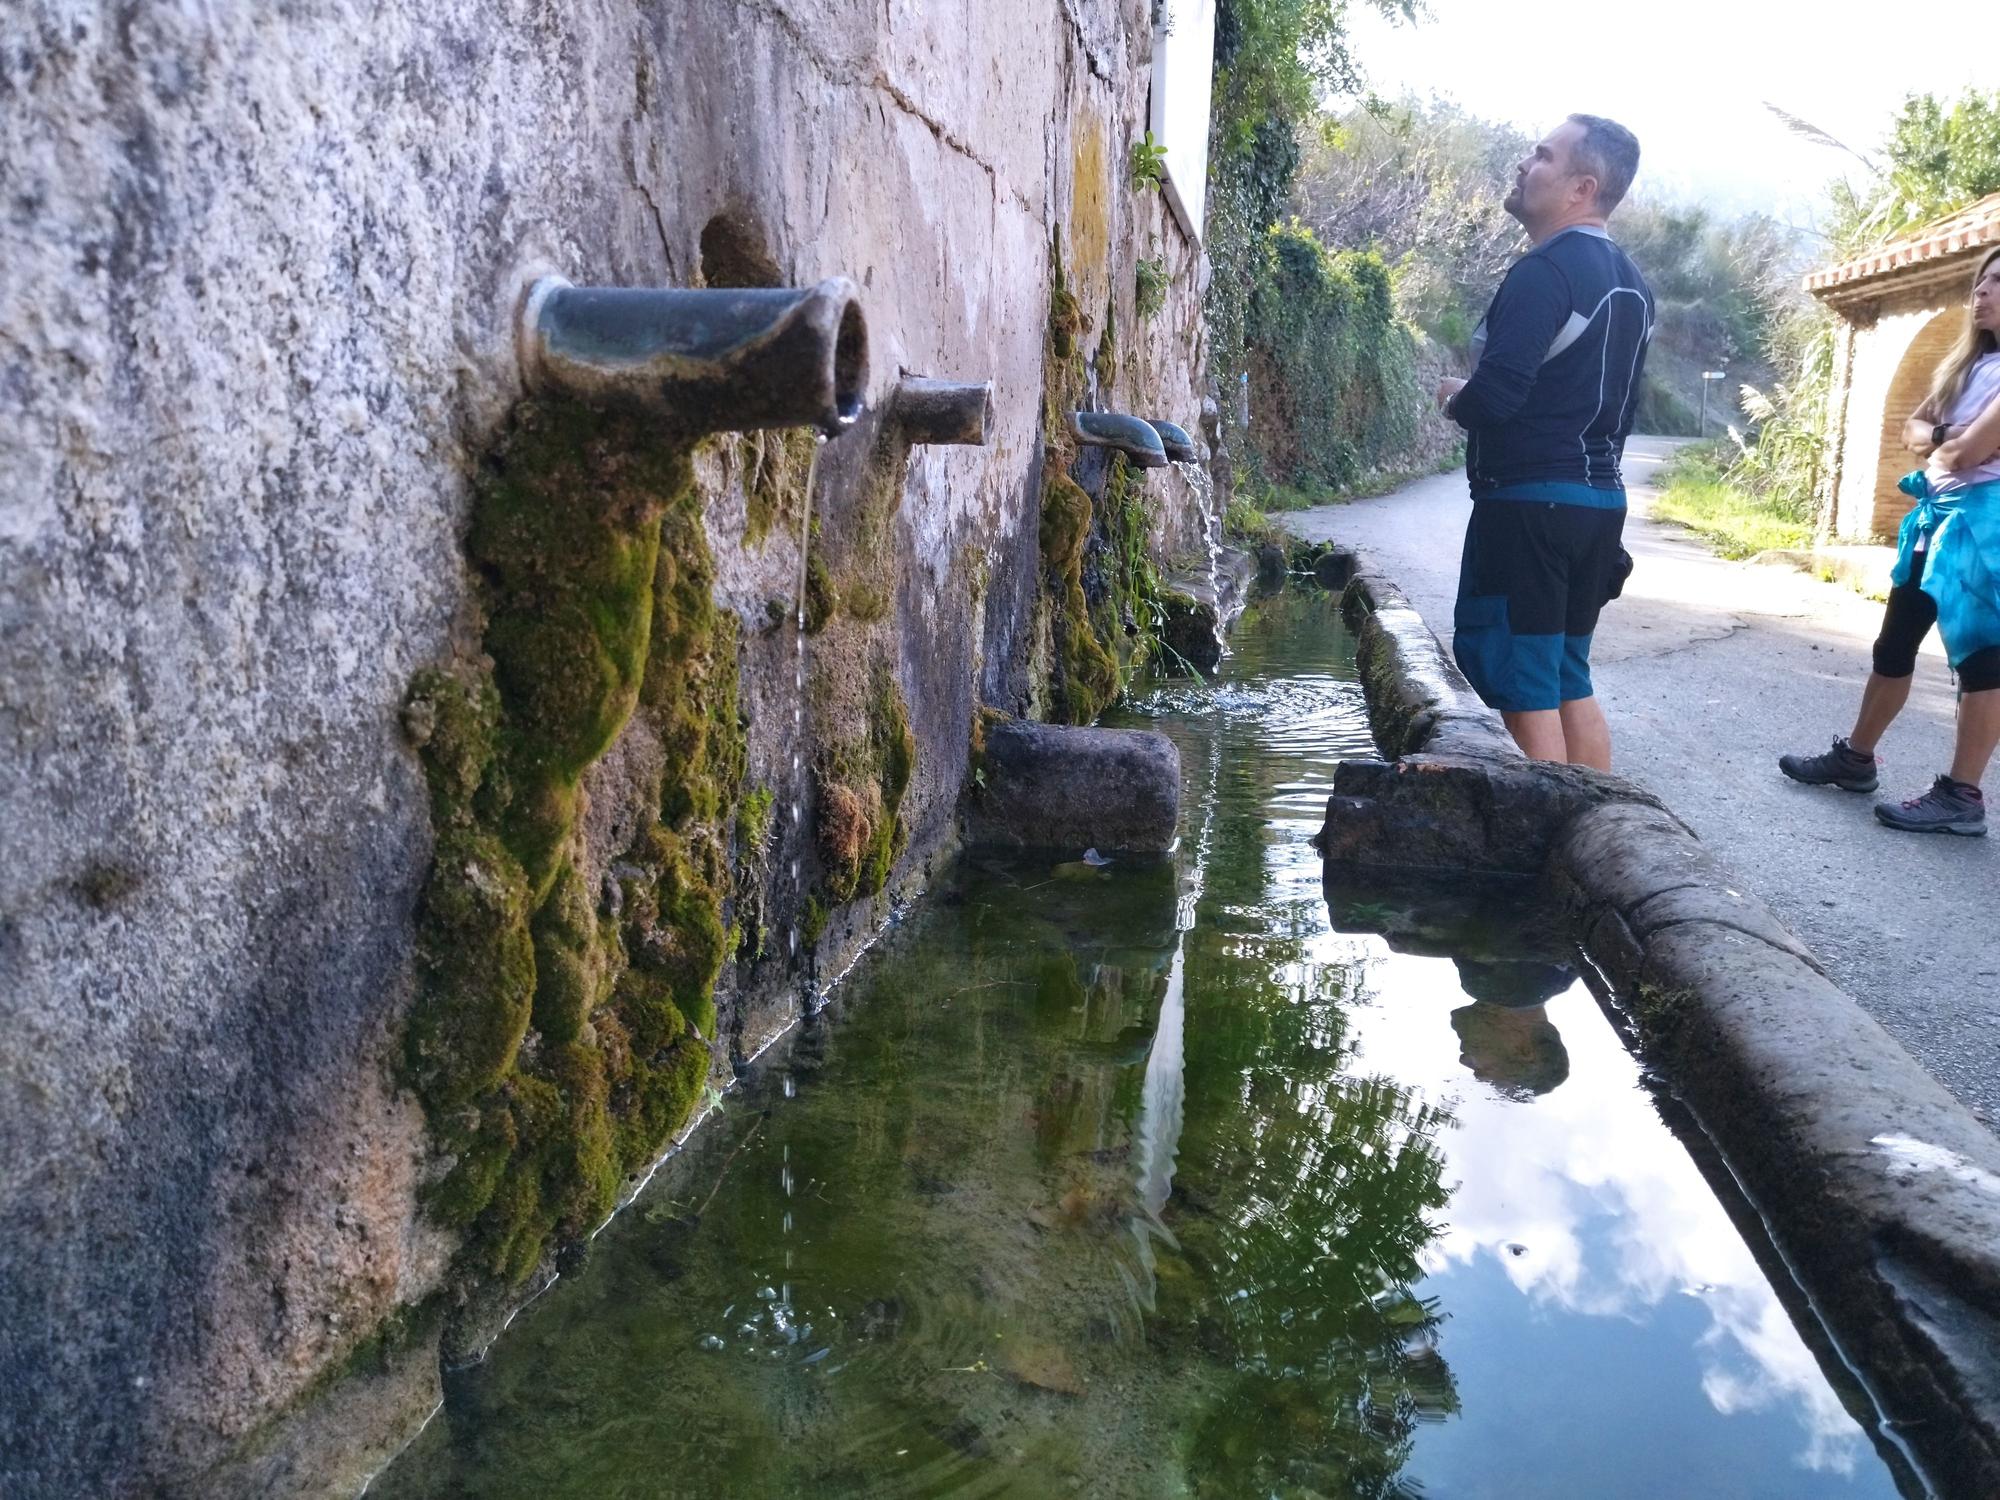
left=1333, top=938, right=1872, bottom=1480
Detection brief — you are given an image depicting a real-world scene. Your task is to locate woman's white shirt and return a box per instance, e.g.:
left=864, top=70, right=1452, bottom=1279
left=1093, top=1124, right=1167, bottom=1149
left=1930, top=351, right=2000, bottom=492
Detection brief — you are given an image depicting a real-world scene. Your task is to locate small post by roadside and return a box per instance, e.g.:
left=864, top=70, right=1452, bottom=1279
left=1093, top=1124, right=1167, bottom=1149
left=1699, top=370, right=1725, bottom=438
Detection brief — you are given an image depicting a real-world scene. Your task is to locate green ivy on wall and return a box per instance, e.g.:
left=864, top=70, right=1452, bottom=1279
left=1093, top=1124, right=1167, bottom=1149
left=1206, top=0, right=1426, bottom=501
left=1243, top=223, right=1420, bottom=493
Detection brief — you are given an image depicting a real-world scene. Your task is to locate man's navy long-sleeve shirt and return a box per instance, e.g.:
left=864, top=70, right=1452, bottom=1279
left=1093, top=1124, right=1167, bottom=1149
left=1452, top=225, right=1655, bottom=497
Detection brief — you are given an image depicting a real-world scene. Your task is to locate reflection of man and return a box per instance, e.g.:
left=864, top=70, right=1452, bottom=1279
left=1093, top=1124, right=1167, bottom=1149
left=1434, top=115, right=1654, bottom=771
left=1450, top=957, right=1573, bottom=1100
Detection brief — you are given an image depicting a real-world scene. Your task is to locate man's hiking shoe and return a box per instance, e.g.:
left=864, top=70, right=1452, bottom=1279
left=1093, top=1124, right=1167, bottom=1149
left=1779, top=737, right=1878, bottom=793
left=1874, top=775, right=1987, bottom=836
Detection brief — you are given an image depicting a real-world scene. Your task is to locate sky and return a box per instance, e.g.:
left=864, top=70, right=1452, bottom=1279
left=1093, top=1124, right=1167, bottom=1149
left=1343, top=0, right=1991, bottom=231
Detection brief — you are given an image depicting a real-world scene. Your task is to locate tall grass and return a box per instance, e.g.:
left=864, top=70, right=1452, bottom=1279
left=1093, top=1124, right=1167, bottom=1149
left=1652, top=442, right=1814, bottom=559
left=1723, top=314, right=1836, bottom=527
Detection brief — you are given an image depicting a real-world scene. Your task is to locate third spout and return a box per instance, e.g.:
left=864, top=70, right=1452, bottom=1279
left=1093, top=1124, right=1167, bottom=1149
left=1145, top=419, right=1200, bottom=464
left=1069, top=410, right=1169, bottom=468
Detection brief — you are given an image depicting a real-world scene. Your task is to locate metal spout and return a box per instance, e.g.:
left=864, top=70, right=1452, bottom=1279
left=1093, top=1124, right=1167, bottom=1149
left=519, top=274, right=869, bottom=435
left=1069, top=410, right=1169, bottom=469
left=1145, top=419, right=1200, bottom=463
left=891, top=376, right=995, bottom=446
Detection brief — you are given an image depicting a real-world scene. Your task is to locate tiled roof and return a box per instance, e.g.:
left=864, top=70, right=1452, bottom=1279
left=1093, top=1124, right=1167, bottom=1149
left=1806, top=191, right=2000, bottom=296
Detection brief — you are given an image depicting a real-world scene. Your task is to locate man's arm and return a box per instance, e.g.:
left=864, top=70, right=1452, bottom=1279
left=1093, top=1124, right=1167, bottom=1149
left=1449, top=256, right=1572, bottom=429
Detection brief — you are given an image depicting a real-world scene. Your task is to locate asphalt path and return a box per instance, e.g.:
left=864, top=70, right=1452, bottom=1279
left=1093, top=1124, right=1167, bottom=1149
left=1288, top=437, right=2000, bottom=1126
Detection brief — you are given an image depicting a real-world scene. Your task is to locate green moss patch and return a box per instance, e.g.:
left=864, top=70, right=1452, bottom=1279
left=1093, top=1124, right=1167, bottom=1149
left=404, top=400, right=747, bottom=1284
left=811, top=663, right=917, bottom=906
left=1032, top=233, right=1171, bottom=725
left=804, top=546, right=839, bottom=634
left=738, top=426, right=817, bottom=548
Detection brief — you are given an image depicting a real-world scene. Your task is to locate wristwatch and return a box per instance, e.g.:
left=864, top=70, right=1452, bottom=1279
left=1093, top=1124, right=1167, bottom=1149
left=1934, top=422, right=1951, bottom=447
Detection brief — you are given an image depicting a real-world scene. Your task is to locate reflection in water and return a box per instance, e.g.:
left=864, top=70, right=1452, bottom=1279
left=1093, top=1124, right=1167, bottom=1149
left=1131, top=947, right=1184, bottom=1223
left=373, top=589, right=1913, bottom=1500
left=1449, top=997, right=1570, bottom=1099
left=1447, top=955, right=1575, bottom=1101
left=1334, top=893, right=1906, bottom=1493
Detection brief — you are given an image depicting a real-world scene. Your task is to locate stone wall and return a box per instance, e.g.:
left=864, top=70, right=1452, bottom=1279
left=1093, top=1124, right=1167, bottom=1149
left=0, top=3, right=1209, bottom=1494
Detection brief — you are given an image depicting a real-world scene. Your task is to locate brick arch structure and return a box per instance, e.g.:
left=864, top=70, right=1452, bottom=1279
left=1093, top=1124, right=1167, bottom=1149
left=1810, top=193, right=2000, bottom=541
left=1867, top=308, right=1961, bottom=532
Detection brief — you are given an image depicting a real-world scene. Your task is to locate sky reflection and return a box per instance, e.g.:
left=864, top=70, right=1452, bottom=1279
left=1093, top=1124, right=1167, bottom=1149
left=1334, top=938, right=1878, bottom=1483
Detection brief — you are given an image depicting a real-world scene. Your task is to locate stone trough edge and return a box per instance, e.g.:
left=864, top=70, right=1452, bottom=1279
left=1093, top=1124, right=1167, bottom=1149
left=1319, top=542, right=2000, bottom=1495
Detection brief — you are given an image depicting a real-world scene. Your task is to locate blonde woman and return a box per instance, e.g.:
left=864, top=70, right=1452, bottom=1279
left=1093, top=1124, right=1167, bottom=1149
left=1781, top=245, right=2000, bottom=834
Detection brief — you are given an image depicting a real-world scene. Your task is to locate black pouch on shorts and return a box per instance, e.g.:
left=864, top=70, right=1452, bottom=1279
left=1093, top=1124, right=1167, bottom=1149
left=1603, top=545, right=1634, bottom=603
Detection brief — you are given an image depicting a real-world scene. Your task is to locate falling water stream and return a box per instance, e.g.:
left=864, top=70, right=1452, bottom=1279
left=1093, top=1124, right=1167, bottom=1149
left=785, top=436, right=825, bottom=966
left=1172, top=458, right=1227, bottom=662
left=374, top=588, right=1922, bottom=1500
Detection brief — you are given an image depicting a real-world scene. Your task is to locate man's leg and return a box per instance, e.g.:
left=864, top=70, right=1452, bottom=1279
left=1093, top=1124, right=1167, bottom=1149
left=1558, top=695, right=1611, bottom=771
left=1454, top=500, right=1569, bottom=746
left=1501, top=709, right=1568, bottom=761
left=1551, top=506, right=1623, bottom=773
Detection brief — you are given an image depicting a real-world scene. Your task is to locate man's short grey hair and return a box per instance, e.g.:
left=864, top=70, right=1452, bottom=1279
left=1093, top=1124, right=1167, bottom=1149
left=1565, top=114, right=1641, bottom=214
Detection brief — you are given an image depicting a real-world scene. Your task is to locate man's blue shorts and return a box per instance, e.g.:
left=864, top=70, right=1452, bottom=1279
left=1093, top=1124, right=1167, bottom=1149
left=1453, top=484, right=1628, bottom=714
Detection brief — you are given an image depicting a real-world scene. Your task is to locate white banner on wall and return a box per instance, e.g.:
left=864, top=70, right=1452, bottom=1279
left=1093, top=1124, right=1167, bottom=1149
left=1149, top=0, right=1215, bottom=248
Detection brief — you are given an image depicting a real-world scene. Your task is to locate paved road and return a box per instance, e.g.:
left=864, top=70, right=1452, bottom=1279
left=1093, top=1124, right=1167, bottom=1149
left=1289, top=437, right=2000, bottom=1125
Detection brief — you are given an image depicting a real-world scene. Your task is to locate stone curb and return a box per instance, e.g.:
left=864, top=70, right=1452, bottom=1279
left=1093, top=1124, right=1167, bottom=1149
left=1317, top=541, right=2000, bottom=1494
left=1750, top=542, right=1895, bottom=601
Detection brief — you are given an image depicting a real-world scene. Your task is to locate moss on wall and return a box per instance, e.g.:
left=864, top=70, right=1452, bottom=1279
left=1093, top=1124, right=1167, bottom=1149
left=811, top=664, right=916, bottom=905
left=737, top=426, right=817, bottom=548
left=803, top=545, right=839, bottom=634
left=776, top=409, right=925, bottom=945
left=1040, top=472, right=1120, bottom=724
left=1032, top=233, right=1169, bottom=724
left=402, top=400, right=744, bottom=1284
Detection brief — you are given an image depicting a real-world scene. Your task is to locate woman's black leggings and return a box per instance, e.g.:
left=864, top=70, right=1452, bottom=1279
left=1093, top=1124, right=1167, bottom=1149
left=1873, top=582, right=2000, bottom=691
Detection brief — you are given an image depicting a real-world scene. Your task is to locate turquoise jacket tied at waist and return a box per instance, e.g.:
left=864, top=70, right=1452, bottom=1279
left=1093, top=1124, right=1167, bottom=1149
left=1890, top=471, right=2000, bottom=669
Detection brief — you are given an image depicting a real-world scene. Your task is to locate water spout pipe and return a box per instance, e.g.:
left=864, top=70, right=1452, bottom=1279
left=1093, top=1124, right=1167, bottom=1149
left=518, top=274, right=869, bottom=435
left=1145, top=419, right=1200, bottom=464
left=1069, top=410, right=1169, bottom=468
left=891, top=376, right=995, bottom=446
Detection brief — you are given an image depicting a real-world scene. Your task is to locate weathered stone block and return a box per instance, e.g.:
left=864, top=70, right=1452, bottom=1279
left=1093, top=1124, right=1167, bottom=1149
left=966, top=720, right=1180, bottom=855
left=1160, top=546, right=1257, bottom=674
left=1315, top=753, right=1665, bottom=878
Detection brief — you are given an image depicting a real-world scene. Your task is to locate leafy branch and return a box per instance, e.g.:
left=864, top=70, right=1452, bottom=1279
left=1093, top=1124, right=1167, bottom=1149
left=1129, top=130, right=1169, bottom=193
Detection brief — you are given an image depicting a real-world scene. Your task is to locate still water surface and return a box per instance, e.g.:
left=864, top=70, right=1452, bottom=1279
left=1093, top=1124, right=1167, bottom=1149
left=375, top=589, right=1918, bottom=1499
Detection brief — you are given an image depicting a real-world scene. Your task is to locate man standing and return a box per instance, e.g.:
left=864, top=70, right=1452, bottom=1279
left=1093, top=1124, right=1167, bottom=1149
left=1436, top=115, right=1654, bottom=770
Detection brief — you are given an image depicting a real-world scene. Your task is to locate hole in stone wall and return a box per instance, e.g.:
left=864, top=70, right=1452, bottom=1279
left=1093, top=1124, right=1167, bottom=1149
left=700, top=214, right=785, bottom=289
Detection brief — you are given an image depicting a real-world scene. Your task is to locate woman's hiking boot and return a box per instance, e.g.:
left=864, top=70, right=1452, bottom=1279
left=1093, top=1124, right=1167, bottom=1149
left=1874, top=775, right=1987, bottom=836
left=1778, top=737, right=1879, bottom=793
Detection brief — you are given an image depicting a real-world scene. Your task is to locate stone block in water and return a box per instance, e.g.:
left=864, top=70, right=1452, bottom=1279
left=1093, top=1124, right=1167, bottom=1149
left=966, top=720, right=1180, bottom=855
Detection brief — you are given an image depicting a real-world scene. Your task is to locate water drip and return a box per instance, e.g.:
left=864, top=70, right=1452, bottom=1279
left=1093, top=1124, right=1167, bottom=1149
left=786, top=435, right=825, bottom=954
left=1173, top=457, right=1227, bottom=662
left=796, top=434, right=824, bottom=634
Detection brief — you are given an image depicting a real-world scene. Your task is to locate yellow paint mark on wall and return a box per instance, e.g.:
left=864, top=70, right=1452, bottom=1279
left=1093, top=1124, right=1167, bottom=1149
left=1069, top=111, right=1111, bottom=294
